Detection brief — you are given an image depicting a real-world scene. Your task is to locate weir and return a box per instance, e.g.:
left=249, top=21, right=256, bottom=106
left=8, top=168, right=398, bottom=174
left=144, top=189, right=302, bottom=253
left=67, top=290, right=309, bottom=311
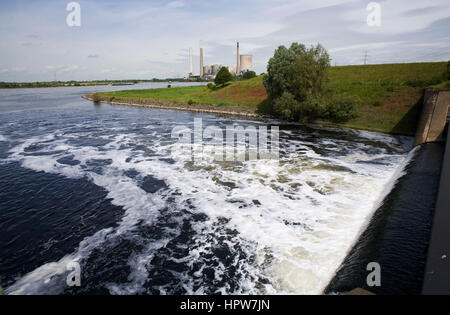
left=416, top=88, right=450, bottom=294
left=327, top=88, right=450, bottom=295
left=422, top=125, right=450, bottom=294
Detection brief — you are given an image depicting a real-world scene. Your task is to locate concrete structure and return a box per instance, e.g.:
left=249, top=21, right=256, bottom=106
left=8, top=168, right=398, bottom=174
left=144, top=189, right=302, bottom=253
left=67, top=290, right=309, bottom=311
left=239, top=54, right=253, bottom=73
left=423, top=126, right=450, bottom=294
left=415, top=89, right=450, bottom=146
left=421, top=89, right=450, bottom=294
left=236, top=42, right=240, bottom=75
left=200, top=41, right=204, bottom=78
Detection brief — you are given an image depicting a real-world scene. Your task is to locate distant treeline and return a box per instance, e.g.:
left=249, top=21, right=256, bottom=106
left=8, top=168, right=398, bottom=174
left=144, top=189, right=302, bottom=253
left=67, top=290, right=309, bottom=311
left=0, top=78, right=209, bottom=89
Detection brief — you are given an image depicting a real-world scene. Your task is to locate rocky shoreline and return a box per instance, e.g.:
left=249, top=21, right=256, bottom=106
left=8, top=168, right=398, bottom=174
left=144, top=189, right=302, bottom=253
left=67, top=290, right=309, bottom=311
left=82, top=95, right=263, bottom=119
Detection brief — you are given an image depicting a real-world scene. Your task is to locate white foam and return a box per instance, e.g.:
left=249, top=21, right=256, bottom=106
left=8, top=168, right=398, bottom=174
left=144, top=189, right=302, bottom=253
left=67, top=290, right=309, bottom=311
left=4, top=124, right=413, bottom=295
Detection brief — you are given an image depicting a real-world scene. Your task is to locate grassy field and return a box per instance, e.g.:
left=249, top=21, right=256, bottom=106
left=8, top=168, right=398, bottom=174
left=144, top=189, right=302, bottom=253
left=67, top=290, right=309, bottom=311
left=95, top=62, right=449, bottom=134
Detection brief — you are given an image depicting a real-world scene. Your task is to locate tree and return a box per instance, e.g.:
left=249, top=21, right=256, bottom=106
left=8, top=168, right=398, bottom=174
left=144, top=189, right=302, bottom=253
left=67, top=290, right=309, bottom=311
left=263, top=43, right=349, bottom=122
left=242, top=71, right=257, bottom=80
left=214, top=67, right=233, bottom=86
left=263, top=43, right=307, bottom=103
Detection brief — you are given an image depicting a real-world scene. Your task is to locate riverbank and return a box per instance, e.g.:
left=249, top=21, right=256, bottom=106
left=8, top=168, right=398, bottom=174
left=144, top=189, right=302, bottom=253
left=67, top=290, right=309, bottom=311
left=81, top=95, right=262, bottom=119
left=87, top=62, right=448, bottom=134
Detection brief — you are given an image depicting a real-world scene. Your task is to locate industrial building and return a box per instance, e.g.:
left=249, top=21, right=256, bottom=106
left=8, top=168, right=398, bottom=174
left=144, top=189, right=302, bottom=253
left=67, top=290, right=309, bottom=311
left=189, top=41, right=252, bottom=79
left=239, top=55, right=253, bottom=74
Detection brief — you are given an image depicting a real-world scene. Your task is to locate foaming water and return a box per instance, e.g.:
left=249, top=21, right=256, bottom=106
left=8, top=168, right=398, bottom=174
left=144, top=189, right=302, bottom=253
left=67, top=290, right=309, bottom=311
left=0, top=86, right=413, bottom=295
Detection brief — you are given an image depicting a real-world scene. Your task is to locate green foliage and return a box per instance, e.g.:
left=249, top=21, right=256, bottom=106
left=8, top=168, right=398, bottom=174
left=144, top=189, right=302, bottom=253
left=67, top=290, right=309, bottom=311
left=447, top=61, right=450, bottom=80
left=214, top=67, right=234, bottom=86
left=242, top=71, right=257, bottom=80
left=167, top=84, right=172, bottom=88
left=291, top=44, right=330, bottom=102
left=264, top=42, right=332, bottom=122
left=263, top=42, right=307, bottom=102
left=325, top=94, right=359, bottom=123
left=372, top=100, right=382, bottom=107
left=188, top=99, right=194, bottom=105
left=299, top=95, right=327, bottom=123
left=274, top=92, right=299, bottom=120
left=207, top=83, right=215, bottom=90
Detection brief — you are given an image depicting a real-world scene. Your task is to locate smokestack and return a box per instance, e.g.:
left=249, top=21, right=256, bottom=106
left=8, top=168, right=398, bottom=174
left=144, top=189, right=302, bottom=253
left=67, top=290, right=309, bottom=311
left=200, top=40, right=204, bottom=78
left=189, top=48, right=193, bottom=75
left=236, top=42, right=240, bottom=75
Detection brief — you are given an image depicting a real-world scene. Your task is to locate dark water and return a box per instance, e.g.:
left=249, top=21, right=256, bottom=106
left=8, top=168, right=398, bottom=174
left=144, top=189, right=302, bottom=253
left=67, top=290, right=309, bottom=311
left=0, top=84, right=416, bottom=295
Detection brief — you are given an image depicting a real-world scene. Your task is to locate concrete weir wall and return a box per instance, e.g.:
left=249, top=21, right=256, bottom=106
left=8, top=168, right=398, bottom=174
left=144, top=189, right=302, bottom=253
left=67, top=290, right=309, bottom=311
left=414, top=89, right=450, bottom=146
left=418, top=88, right=450, bottom=294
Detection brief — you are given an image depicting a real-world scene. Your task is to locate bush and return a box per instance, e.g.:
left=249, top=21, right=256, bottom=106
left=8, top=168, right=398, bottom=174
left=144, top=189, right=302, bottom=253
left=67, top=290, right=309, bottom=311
left=91, top=93, right=102, bottom=103
left=372, top=100, right=382, bottom=107
left=264, top=43, right=329, bottom=105
left=207, top=83, right=215, bottom=90
left=264, top=42, right=330, bottom=122
left=242, top=71, right=257, bottom=80
left=167, top=84, right=172, bottom=88
left=215, top=67, right=233, bottom=86
left=326, top=94, right=359, bottom=122
left=188, top=99, right=194, bottom=105
left=274, top=92, right=300, bottom=121
left=298, top=95, right=327, bottom=123
left=447, top=61, right=450, bottom=80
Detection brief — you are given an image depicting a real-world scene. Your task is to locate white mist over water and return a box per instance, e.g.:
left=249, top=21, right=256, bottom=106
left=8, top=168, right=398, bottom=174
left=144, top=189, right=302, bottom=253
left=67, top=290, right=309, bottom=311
left=3, top=118, right=413, bottom=295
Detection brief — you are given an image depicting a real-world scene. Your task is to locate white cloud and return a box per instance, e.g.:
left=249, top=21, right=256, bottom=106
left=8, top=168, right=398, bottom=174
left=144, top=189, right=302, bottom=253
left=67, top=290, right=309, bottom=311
left=167, top=1, right=185, bottom=9
left=0, top=0, right=449, bottom=81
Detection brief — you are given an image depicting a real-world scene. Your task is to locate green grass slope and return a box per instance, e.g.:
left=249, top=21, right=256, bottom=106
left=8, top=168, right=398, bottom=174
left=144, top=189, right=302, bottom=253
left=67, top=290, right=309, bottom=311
left=96, top=62, right=448, bottom=134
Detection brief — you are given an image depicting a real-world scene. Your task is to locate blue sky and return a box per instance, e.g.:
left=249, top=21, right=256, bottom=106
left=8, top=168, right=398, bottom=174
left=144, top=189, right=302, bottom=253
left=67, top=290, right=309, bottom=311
left=0, top=0, right=450, bottom=81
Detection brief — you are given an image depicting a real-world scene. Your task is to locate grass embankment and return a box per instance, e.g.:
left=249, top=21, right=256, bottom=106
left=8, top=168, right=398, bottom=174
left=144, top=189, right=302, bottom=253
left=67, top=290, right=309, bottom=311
left=92, top=62, right=448, bottom=134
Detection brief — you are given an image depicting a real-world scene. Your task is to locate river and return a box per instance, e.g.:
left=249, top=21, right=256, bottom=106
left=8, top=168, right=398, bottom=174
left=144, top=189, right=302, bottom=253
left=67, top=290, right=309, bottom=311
left=0, top=84, right=415, bottom=294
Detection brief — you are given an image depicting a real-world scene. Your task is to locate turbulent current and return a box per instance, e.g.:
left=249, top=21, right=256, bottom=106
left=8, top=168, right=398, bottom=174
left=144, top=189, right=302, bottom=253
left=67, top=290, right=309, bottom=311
left=0, top=84, right=413, bottom=295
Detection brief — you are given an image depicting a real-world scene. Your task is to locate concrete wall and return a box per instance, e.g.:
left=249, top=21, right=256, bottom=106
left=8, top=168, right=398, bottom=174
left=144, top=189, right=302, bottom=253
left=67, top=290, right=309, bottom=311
left=423, top=127, right=450, bottom=294
left=414, top=89, right=450, bottom=146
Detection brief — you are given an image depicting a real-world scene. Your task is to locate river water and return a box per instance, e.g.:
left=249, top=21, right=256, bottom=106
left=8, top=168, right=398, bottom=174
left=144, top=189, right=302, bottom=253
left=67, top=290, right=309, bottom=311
left=0, top=84, right=414, bottom=295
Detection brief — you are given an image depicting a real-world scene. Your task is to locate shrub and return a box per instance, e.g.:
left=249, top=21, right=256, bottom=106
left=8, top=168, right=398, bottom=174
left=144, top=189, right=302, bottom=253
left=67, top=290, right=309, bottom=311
left=91, top=93, right=102, bottom=103
left=207, top=83, right=215, bottom=90
left=242, top=71, right=257, bottom=80
left=215, top=67, right=234, bottom=86
left=264, top=42, right=330, bottom=122
left=188, top=99, right=194, bottom=105
left=372, top=100, right=382, bottom=107
left=264, top=43, right=330, bottom=105
left=326, top=94, right=359, bottom=122
left=167, top=84, right=172, bottom=88
left=274, top=92, right=300, bottom=121
left=298, top=95, right=327, bottom=123
left=447, top=61, right=450, bottom=80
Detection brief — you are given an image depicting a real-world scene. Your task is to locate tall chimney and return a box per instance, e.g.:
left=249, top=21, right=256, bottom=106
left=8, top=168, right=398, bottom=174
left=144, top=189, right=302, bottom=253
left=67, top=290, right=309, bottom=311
left=189, top=48, right=193, bottom=75
left=200, top=40, right=204, bottom=78
left=236, top=42, right=240, bottom=75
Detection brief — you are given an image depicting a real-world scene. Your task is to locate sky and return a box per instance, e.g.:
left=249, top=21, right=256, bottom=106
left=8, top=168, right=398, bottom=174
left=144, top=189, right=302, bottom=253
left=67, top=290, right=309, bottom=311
left=0, top=0, right=450, bottom=82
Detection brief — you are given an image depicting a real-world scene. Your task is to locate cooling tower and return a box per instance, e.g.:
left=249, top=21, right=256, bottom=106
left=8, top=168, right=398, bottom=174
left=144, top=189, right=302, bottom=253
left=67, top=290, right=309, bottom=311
left=239, top=55, right=253, bottom=73
left=200, top=40, right=204, bottom=77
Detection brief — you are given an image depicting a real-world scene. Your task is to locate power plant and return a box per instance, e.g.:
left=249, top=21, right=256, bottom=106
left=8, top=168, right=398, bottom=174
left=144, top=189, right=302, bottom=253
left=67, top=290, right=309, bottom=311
left=188, top=41, right=252, bottom=79
left=189, top=48, right=193, bottom=76
left=236, top=42, right=240, bottom=75
left=199, top=40, right=204, bottom=78
left=240, top=54, right=253, bottom=73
